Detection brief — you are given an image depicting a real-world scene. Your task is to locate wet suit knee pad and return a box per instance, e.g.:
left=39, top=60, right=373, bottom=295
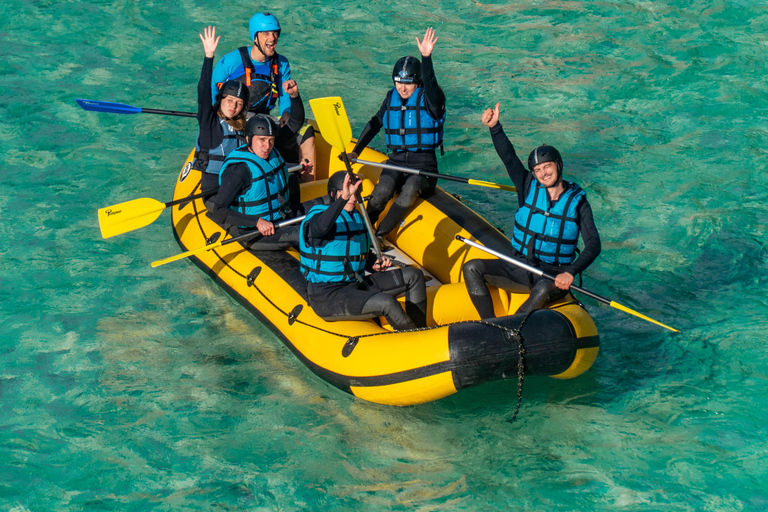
left=360, top=293, right=416, bottom=331
left=461, top=259, right=489, bottom=296
left=516, top=279, right=555, bottom=314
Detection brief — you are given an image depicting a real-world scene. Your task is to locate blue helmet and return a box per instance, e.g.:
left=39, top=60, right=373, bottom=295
left=249, top=12, right=281, bottom=42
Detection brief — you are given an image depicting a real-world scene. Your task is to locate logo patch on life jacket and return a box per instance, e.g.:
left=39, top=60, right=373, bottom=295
left=180, top=161, right=192, bottom=182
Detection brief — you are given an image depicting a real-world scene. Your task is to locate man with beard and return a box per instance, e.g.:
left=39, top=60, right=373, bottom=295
left=461, top=103, right=601, bottom=318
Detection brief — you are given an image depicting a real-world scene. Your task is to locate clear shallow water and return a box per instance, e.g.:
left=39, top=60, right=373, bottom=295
left=1, top=0, right=767, bottom=510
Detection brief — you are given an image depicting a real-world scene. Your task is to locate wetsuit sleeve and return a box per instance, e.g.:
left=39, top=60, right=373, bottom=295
left=563, top=199, right=601, bottom=276
left=304, top=198, right=347, bottom=242
left=489, top=123, right=530, bottom=205
left=210, top=53, right=233, bottom=106
left=277, top=57, right=292, bottom=116
left=420, top=55, right=446, bottom=120
left=352, top=98, right=387, bottom=155
left=210, top=163, right=261, bottom=227
left=276, top=92, right=305, bottom=144
left=197, top=57, right=222, bottom=150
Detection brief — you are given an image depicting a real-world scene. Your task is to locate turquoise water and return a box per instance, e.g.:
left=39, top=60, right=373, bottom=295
left=2, top=0, right=767, bottom=509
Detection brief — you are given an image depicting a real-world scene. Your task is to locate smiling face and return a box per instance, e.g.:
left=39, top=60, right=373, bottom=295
left=254, top=30, right=279, bottom=58
left=219, top=95, right=244, bottom=119
left=249, top=135, right=275, bottom=159
left=533, top=161, right=561, bottom=188
left=395, top=82, right=418, bottom=100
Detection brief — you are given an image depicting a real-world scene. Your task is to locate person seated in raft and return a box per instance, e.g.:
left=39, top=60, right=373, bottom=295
left=299, top=171, right=428, bottom=331
left=210, top=113, right=305, bottom=250
left=211, top=12, right=316, bottom=181
left=461, top=103, right=601, bottom=318
left=193, top=26, right=250, bottom=194
left=346, top=27, right=446, bottom=240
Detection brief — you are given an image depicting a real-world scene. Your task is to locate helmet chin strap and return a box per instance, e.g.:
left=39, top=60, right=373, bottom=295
left=253, top=34, right=266, bottom=60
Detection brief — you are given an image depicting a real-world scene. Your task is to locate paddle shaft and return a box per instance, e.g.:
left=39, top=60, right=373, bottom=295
left=152, top=193, right=374, bottom=267
left=203, top=192, right=373, bottom=248
left=457, top=236, right=609, bottom=304
left=150, top=216, right=304, bottom=268
left=352, top=158, right=516, bottom=192
left=164, top=163, right=305, bottom=208
left=142, top=108, right=196, bottom=118
left=340, top=153, right=383, bottom=262
left=456, top=236, right=680, bottom=332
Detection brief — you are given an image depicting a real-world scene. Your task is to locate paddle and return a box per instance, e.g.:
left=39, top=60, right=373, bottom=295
left=151, top=193, right=373, bottom=267
left=98, top=164, right=305, bottom=239
left=352, top=158, right=516, bottom=193
left=309, top=96, right=384, bottom=262
left=76, top=98, right=196, bottom=118
left=151, top=215, right=306, bottom=268
left=456, top=235, right=680, bottom=333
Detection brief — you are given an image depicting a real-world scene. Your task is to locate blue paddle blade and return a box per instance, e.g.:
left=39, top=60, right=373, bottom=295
left=76, top=99, right=142, bottom=115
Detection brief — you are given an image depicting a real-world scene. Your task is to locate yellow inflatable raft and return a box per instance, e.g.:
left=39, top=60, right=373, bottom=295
left=168, top=128, right=599, bottom=407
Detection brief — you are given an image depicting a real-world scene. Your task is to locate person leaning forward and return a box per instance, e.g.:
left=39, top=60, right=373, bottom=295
left=461, top=103, right=601, bottom=319
left=209, top=113, right=304, bottom=250
left=347, top=27, right=446, bottom=240
left=299, top=172, right=428, bottom=331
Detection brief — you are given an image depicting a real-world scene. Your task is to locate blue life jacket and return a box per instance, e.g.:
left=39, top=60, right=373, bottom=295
left=220, top=47, right=280, bottom=113
left=299, top=205, right=370, bottom=283
left=383, top=88, right=445, bottom=153
left=511, top=180, right=586, bottom=265
left=193, top=118, right=245, bottom=175
left=219, top=145, right=290, bottom=222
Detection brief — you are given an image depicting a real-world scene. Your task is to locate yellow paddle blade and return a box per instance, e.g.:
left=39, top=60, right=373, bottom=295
left=609, top=301, right=680, bottom=333
left=151, top=240, right=225, bottom=268
left=467, top=179, right=516, bottom=192
left=97, top=197, right=166, bottom=239
left=309, top=97, right=352, bottom=153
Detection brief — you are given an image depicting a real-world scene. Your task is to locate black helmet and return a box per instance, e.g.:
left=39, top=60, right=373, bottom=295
left=327, top=171, right=348, bottom=195
left=527, top=145, right=563, bottom=173
left=245, top=114, right=277, bottom=138
left=218, top=80, right=250, bottom=104
left=392, top=56, right=422, bottom=85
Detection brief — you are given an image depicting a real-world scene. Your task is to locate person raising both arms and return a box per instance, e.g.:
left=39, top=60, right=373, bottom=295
left=211, top=12, right=315, bottom=179
left=461, top=103, right=601, bottom=318
left=347, top=27, right=446, bottom=240
left=299, top=172, right=428, bottom=331
left=193, top=26, right=249, bottom=193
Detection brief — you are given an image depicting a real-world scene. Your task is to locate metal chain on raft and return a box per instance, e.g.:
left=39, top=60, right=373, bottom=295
left=502, top=311, right=533, bottom=424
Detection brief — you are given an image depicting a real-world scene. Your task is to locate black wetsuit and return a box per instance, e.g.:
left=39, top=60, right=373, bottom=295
left=352, top=55, right=446, bottom=237
left=462, top=123, right=601, bottom=318
left=195, top=56, right=246, bottom=192
left=302, top=196, right=428, bottom=330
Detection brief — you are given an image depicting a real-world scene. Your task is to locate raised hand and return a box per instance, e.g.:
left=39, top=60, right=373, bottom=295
left=481, top=102, right=500, bottom=128
left=282, top=79, right=299, bottom=98
left=199, top=26, right=220, bottom=58
left=341, top=173, right=362, bottom=201
left=416, top=27, right=438, bottom=57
